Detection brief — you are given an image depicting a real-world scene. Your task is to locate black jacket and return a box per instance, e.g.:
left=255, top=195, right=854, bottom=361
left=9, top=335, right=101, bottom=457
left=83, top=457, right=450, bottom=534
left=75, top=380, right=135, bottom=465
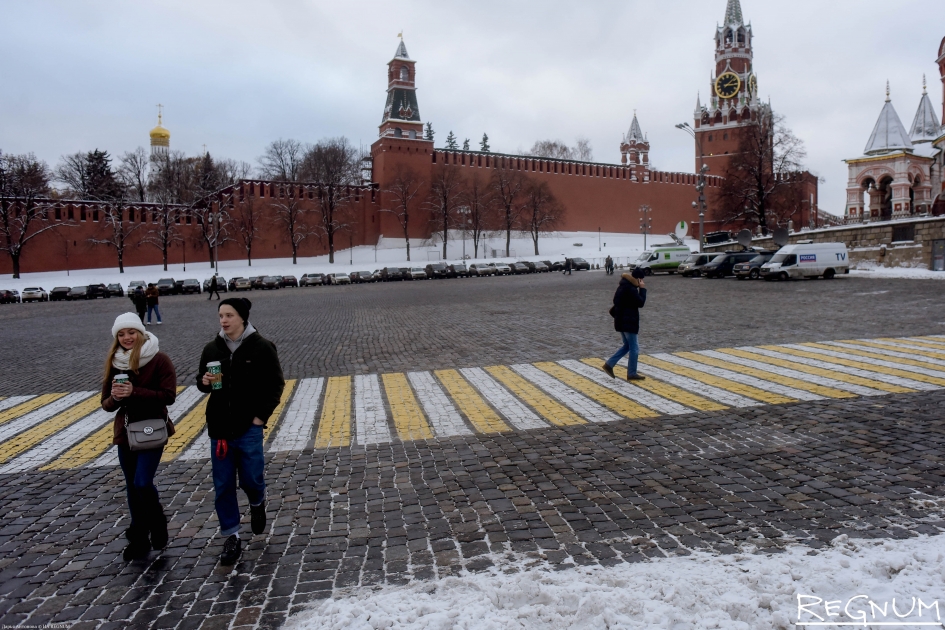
left=196, top=330, right=285, bottom=440
left=612, top=278, right=647, bottom=333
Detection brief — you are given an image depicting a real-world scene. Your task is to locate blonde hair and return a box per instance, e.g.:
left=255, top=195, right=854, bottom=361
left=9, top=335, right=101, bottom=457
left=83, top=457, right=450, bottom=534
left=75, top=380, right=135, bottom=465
left=102, top=331, right=146, bottom=388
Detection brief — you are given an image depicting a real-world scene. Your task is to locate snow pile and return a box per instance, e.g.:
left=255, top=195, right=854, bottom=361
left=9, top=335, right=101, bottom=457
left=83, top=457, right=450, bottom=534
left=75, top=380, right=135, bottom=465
left=849, top=262, right=945, bottom=280
left=287, top=535, right=945, bottom=630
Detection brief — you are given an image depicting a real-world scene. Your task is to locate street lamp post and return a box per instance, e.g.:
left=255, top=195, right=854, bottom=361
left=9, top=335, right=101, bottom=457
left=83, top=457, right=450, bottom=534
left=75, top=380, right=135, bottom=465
left=457, top=206, right=470, bottom=260
left=676, top=122, right=709, bottom=252
left=598, top=227, right=601, bottom=252
left=638, top=204, right=652, bottom=250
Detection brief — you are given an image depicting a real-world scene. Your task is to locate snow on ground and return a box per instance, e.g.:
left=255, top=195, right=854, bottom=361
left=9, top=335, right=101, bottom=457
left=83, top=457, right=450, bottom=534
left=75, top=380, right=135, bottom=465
left=287, top=534, right=945, bottom=630
left=0, top=232, right=684, bottom=292
left=849, top=262, right=945, bottom=280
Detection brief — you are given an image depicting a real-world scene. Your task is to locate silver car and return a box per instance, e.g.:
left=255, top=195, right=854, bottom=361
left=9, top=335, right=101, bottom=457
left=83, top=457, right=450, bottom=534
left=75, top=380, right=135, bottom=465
left=21, top=287, right=48, bottom=302
left=407, top=267, right=427, bottom=280
left=493, top=262, right=512, bottom=275
left=329, top=273, right=351, bottom=285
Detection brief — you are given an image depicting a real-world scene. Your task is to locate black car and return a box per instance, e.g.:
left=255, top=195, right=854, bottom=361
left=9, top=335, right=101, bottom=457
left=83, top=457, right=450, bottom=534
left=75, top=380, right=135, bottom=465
left=701, top=252, right=758, bottom=278
left=68, top=286, right=90, bottom=300
left=281, top=275, right=299, bottom=288
left=88, top=284, right=110, bottom=299
left=532, top=261, right=549, bottom=273
left=227, top=277, right=240, bottom=291
left=570, top=258, right=591, bottom=271
left=261, top=276, right=281, bottom=289
left=175, top=279, right=185, bottom=294
left=678, top=253, right=719, bottom=277
left=380, top=267, right=404, bottom=281
left=181, top=279, right=202, bottom=294
left=518, top=261, right=537, bottom=272
left=156, top=278, right=177, bottom=295
left=448, top=263, right=469, bottom=278
left=425, top=263, right=449, bottom=279
left=202, top=277, right=227, bottom=293
left=50, top=286, right=72, bottom=302
left=733, top=252, right=776, bottom=280
left=545, top=260, right=565, bottom=271
left=106, top=283, right=124, bottom=297
left=0, top=290, right=19, bottom=304
left=510, top=262, right=531, bottom=274
left=352, top=271, right=375, bottom=283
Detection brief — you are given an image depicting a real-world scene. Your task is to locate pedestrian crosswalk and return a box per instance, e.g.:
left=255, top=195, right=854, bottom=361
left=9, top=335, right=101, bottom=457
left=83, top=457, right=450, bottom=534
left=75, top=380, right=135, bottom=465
left=2, top=334, right=944, bottom=472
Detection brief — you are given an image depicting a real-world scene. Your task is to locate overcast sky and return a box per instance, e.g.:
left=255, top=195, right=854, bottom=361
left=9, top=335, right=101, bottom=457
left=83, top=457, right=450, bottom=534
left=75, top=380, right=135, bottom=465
left=2, top=0, right=943, bottom=215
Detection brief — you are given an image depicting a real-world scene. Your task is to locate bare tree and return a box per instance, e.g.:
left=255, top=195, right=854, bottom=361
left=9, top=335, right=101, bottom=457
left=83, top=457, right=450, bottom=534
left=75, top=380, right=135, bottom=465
left=118, top=148, right=150, bottom=202
left=191, top=194, right=234, bottom=269
left=88, top=194, right=142, bottom=273
left=272, top=185, right=316, bottom=264
left=427, top=164, right=463, bottom=259
left=382, top=167, right=423, bottom=261
left=258, top=139, right=306, bottom=182
left=54, top=152, right=90, bottom=198
left=525, top=138, right=594, bottom=162
left=572, top=138, right=594, bottom=162
left=521, top=179, right=565, bottom=255
left=215, top=158, right=252, bottom=187
left=459, top=172, right=493, bottom=258
left=490, top=167, right=527, bottom=257
left=304, top=137, right=361, bottom=263
left=145, top=152, right=191, bottom=270
left=234, top=191, right=262, bottom=266
left=714, top=108, right=807, bottom=234
left=0, top=151, right=59, bottom=278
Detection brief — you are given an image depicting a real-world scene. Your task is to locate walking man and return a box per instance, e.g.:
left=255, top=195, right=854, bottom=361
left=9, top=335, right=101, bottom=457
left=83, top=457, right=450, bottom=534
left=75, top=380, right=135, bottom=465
left=605, top=255, right=614, bottom=275
left=145, top=284, right=162, bottom=325
left=208, top=274, right=221, bottom=301
left=602, top=267, right=647, bottom=381
left=131, top=286, right=147, bottom=323
left=564, top=258, right=572, bottom=275
left=197, top=297, right=284, bottom=565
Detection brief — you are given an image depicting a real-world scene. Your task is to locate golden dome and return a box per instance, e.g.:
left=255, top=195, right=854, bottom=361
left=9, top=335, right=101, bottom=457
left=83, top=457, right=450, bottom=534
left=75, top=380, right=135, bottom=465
left=149, top=108, right=170, bottom=147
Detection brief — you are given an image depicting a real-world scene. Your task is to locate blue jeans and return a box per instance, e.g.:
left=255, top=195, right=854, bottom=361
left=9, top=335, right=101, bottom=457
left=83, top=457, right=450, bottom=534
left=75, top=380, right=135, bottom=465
left=117, top=443, right=164, bottom=530
left=606, top=332, right=640, bottom=375
left=147, top=304, right=162, bottom=323
left=211, top=424, right=265, bottom=536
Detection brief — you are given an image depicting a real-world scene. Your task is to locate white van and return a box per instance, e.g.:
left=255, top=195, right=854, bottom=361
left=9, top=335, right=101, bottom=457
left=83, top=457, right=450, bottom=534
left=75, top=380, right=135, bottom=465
left=629, top=245, right=693, bottom=275
left=760, top=242, right=850, bottom=280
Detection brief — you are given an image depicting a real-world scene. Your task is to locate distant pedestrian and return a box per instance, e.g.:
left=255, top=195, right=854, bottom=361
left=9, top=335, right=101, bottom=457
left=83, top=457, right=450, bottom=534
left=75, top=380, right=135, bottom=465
left=564, top=258, right=572, bottom=275
left=208, top=274, right=221, bottom=301
left=102, top=312, right=177, bottom=561
left=131, top=286, right=147, bottom=323
left=198, top=297, right=284, bottom=566
left=602, top=267, right=647, bottom=381
left=605, top=255, right=614, bottom=275
left=145, top=284, right=162, bottom=325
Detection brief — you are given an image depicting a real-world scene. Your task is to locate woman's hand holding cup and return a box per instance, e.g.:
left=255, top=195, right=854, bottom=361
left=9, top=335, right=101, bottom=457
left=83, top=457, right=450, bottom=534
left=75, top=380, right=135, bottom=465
left=111, top=378, right=132, bottom=400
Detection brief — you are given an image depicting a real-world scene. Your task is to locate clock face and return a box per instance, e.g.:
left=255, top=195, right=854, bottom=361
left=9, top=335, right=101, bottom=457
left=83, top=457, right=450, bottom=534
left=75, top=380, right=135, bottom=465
left=715, top=72, right=741, bottom=99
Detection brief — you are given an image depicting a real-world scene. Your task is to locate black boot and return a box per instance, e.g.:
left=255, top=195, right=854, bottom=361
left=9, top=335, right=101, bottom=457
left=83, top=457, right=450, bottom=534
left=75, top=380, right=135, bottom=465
left=250, top=502, right=266, bottom=535
left=219, top=534, right=241, bottom=565
left=122, top=525, right=151, bottom=561
left=149, top=503, right=169, bottom=551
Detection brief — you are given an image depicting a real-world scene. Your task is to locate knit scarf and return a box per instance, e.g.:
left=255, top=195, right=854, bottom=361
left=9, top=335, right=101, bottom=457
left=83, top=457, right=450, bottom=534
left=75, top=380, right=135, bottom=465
left=112, top=331, right=159, bottom=371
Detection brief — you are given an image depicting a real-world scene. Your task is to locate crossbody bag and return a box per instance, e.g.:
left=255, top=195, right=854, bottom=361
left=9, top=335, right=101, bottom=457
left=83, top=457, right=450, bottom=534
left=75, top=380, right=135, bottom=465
left=124, top=417, right=169, bottom=451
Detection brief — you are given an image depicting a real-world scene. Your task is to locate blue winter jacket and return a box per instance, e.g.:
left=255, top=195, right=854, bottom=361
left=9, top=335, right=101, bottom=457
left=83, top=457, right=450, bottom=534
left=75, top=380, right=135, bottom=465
left=612, top=278, right=647, bottom=333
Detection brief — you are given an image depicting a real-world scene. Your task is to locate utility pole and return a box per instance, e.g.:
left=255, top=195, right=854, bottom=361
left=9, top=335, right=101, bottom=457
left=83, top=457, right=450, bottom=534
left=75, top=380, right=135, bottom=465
left=639, top=204, right=652, bottom=250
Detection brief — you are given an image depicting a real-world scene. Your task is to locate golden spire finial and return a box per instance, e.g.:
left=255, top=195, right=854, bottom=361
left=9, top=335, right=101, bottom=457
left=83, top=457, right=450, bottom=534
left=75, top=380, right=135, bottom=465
left=885, top=81, right=890, bottom=102
left=922, top=74, right=927, bottom=94
left=157, top=103, right=164, bottom=126
left=397, top=30, right=403, bottom=39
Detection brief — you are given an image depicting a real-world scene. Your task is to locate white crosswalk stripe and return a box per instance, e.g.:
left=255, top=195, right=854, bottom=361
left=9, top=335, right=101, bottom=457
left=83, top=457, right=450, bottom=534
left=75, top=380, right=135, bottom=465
left=823, top=341, right=945, bottom=368
left=459, top=368, right=547, bottom=431
left=739, top=347, right=937, bottom=391
left=631, top=361, right=762, bottom=407
left=178, top=431, right=209, bottom=461
left=695, top=350, right=887, bottom=397
left=270, top=378, right=325, bottom=452
left=884, top=339, right=945, bottom=357
left=557, top=360, right=692, bottom=415
left=354, top=374, right=391, bottom=445
left=408, top=372, right=472, bottom=437
left=0, top=392, right=96, bottom=444
left=0, top=396, right=36, bottom=413
left=783, top=344, right=945, bottom=379
left=511, top=364, right=620, bottom=423
left=0, top=409, right=112, bottom=474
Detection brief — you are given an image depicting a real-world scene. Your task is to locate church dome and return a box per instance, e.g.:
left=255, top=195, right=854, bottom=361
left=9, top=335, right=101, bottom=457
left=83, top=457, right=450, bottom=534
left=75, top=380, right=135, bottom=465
left=150, top=109, right=170, bottom=148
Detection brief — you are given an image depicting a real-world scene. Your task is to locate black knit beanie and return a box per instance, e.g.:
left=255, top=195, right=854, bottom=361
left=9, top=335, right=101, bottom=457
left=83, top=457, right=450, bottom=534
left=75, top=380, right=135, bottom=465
left=631, top=267, right=647, bottom=279
left=219, top=297, right=252, bottom=324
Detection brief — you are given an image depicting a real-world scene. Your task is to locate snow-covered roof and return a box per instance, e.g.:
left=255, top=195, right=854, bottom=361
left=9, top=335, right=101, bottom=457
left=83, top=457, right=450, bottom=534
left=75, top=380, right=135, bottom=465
left=909, top=88, right=941, bottom=143
left=864, top=96, right=913, bottom=155
left=393, top=40, right=410, bottom=60
left=624, top=114, right=645, bottom=145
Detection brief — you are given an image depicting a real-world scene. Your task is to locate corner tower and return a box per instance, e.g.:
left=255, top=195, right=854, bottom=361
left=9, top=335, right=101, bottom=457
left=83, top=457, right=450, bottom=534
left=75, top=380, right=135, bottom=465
left=692, top=0, right=762, bottom=174
left=379, top=38, right=424, bottom=140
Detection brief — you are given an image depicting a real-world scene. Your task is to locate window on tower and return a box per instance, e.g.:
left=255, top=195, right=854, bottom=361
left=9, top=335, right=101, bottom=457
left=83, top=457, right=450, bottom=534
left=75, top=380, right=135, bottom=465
left=409, top=130, right=416, bottom=139
left=394, top=128, right=403, bottom=138
left=400, top=66, right=409, bottom=81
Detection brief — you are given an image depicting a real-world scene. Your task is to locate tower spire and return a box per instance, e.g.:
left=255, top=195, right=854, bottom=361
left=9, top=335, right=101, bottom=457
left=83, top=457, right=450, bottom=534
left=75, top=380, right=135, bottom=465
left=885, top=80, right=890, bottom=102
left=723, top=0, right=743, bottom=26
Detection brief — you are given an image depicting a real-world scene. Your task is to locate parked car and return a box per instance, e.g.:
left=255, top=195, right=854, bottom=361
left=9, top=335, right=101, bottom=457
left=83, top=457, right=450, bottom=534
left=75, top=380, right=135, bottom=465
left=677, top=253, right=718, bottom=277
left=251, top=276, right=267, bottom=289
left=181, top=279, right=202, bottom=294
left=174, top=279, right=185, bottom=294
left=448, top=263, right=469, bottom=278
left=88, top=284, right=110, bottom=299
left=518, top=261, right=537, bottom=272
left=628, top=246, right=692, bottom=275
left=546, top=260, right=565, bottom=271
left=701, top=252, right=758, bottom=278
left=234, top=277, right=253, bottom=291
left=300, top=273, right=326, bottom=287
left=425, top=263, right=450, bottom=279
left=156, top=278, right=177, bottom=295
left=467, top=263, right=495, bottom=277
left=379, top=267, right=404, bottom=281
left=733, top=252, right=776, bottom=280
left=570, top=258, right=591, bottom=271
left=50, top=287, right=72, bottom=302
left=509, top=262, right=530, bottom=274
left=21, top=287, right=48, bottom=302
left=761, top=243, right=850, bottom=281
left=329, top=273, right=351, bottom=285
left=532, top=261, right=549, bottom=273
left=106, top=283, right=124, bottom=297
left=227, top=277, right=241, bottom=291
left=281, top=275, right=299, bottom=288
left=406, top=267, right=427, bottom=280
left=202, top=277, right=227, bottom=293
left=0, top=290, right=20, bottom=304
left=352, top=271, right=375, bottom=283
left=68, top=286, right=90, bottom=300
left=127, top=280, right=146, bottom=293
left=261, top=276, right=281, bottom=289
left=493, top=262, right=512, bottom=275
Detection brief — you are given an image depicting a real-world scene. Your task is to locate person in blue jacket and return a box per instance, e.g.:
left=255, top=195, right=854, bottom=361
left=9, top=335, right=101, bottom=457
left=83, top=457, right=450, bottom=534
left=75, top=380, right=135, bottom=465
left=602, top=267, right=647, bottom=381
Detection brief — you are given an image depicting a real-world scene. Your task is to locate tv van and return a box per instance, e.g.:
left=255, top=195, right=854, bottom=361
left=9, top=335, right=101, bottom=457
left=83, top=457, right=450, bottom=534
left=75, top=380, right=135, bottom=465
left=760, top=242, right=850, bottom=280
left=628, top=245, right=693, bottom=275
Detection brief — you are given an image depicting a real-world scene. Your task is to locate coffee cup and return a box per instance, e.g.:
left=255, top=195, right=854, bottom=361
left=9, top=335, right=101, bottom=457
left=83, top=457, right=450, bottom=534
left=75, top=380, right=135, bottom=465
left=207, top=361, right=222, bottom=390
left=113, top=374, right=129, bottom=386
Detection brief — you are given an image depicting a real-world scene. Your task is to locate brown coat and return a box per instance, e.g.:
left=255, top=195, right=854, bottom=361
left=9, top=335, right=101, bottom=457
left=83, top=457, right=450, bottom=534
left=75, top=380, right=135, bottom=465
left=102, top=352, right=178, bottom=445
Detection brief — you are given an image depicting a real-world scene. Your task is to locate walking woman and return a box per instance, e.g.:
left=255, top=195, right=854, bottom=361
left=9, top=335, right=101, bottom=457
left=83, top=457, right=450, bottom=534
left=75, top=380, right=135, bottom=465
left=197, top=297, right=284, bottom=565
left=602, top=267, right=647, bottom=381
left=102, top=312, right=177, bottom=561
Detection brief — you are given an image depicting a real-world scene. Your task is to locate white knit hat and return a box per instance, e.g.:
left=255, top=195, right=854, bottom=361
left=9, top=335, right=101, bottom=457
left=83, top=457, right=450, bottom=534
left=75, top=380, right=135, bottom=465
left=112, top=312, right=147, bottom=338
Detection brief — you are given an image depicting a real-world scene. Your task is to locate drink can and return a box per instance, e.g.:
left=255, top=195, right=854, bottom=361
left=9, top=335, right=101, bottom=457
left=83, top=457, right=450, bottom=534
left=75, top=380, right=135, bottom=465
left=207, top=361, right=223, bottom=390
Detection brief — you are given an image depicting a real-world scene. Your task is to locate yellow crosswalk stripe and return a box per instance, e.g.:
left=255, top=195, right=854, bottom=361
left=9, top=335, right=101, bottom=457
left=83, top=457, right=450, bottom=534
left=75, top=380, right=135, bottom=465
left=850, top=339, right=945, bottom=361
left=486, top=366, right=585, bottom=426
left=911, top=336, right=945, bottom=348
left=882, top=337, right=945, bottom=353
left=716, top=348, right=913, bottom=394
left=313, top=376, right=351, bottom=449
left=639, top=356, right=796, bottom=404
left=675, top=351, right=855, bottom=399
left=263, top=379, right=297, bottom=442
left=382, top=373, right=434, bottom=441
left=0, top=397, right=102, bottom=464
left=533, top=362, right=657, bottom=420
left=161, top=396, right=210, bottom=462
left=43, top=421, right=114, bottom=470
left=0, top=393, right=67, bottom=425
left=583, top=359, right=728, bottom=411
left=762, top=345, right=945, bottom=388
left=802, top=342, right=945, bottom=376
left=435, top=369, right=510, bottom=433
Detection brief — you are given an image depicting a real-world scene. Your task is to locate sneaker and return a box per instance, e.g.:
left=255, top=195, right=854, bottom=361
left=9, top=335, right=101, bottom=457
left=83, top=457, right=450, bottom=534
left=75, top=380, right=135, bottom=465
left=250, top=502, right=267, bottom=535
left=219, top=534, right=241, bottom=565
left=627, top=373, right=646, bottom=381
left=157, top=321, right=162, bottom=325
left=602, top=363, right=615, bottom=379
